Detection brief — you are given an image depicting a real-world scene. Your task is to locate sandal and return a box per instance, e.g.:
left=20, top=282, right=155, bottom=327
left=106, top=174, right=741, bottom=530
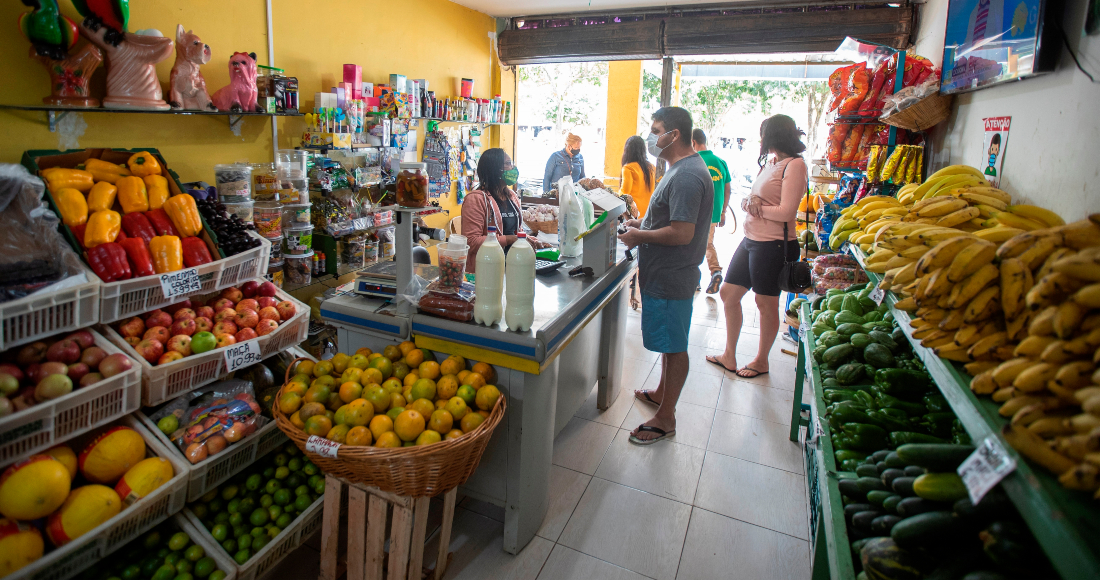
left=635, top=390, right=660, bottom=407
left=706, top=355, right=736, bottom=373
left=629, top=425, right=676, bottom=445
left=736, top=366, right=769, bottom=379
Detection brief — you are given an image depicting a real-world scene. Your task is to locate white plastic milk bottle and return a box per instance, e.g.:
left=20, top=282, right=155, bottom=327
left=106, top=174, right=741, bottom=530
left=473, top=226, right=505, bottom=326
left=505, top=232, right=536, bottom=332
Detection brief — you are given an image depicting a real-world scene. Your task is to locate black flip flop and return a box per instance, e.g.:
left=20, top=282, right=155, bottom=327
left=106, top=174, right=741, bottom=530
left=629, top=425, right=676, bottom=445
left=706, top=355, right=736, bottom=373
left=635, top=390, right=660, bottom=407
left=736, top=366, right=769, bottom=379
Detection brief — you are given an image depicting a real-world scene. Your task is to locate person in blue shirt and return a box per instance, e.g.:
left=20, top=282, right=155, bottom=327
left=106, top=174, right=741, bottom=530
left=542, top=133, right=585, bottom=192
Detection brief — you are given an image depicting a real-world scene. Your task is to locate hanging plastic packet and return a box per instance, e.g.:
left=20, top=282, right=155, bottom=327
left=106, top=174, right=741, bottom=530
left=149, top=380, right=263, bottom=464
left=557, top=176, right=585, bottom=258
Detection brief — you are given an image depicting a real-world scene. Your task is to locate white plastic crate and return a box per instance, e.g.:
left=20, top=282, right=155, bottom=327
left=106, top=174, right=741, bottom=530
left=9, top=415, right=189, bottom=580
left=174, top=513, right=238, bottom=580
left=0, top=269, right=99, bottom=351
left=97, top=232, right=270, bottom=324
left=103, top=285, right=309, bottom=406
left=0, top=328, right=141, bottom=468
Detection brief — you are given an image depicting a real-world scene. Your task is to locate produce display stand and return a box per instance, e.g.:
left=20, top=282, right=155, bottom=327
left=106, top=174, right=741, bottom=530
left=848, top=245, right=1100, bottom=580
left=9, top=414, right=189, bottom=580
left=173, top=512, right=239, bottom=580
left=0, top=327, right=140, bottom=467
left=103, top=284, right=309, bottom=406
left=0, top=267, right=100, bottom=352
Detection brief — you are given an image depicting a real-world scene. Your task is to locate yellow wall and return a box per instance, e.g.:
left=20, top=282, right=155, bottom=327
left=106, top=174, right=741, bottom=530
left=601, top=61, right=642, bottom=187
left=0, top=0, right=496, bottom=228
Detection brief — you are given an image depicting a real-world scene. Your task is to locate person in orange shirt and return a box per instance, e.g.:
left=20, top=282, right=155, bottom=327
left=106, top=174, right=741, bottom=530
left=619, top=135, right=656, bottom=218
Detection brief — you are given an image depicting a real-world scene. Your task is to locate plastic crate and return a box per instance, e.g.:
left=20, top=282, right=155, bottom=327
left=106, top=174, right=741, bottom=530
left=0, top=269, right=100, bottom=351
left=103, top=285, right=309, bottom=406
left=0, top=328, right=140, bottom=468
left=184, top=496, right=324, bottom=580
left=174, top=513, right=238, bottom=580
left=96, top=232, right=271, bottom=324
left=9, top=415, right=189, bottom=580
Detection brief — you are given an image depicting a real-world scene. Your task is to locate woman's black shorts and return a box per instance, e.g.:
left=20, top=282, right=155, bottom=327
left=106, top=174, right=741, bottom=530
left=724, top=238, right=801, bottom=296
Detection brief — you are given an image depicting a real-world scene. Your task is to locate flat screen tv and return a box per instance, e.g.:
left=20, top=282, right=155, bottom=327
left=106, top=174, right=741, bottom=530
left=940, top=0, right=1065, bottom=93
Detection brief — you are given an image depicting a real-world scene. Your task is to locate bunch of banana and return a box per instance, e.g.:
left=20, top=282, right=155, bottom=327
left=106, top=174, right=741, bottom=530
left=831, top=195, right=907, bottom=250
left=897, top=164, right=990, bottom=205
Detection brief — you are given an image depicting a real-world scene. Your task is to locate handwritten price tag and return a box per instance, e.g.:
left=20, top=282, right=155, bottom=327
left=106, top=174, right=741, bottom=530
left=223, top=340, right=263, bottom=374
left=957, top=436, right=1016, bottom=504
left=160, top=268, right=201, bottom=300
left=870, top=287, right=886, bottom=305
left=305, top=435, right=341, bottom=458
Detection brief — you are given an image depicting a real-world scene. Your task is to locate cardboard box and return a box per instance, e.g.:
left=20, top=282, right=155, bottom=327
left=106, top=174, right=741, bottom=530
left=343, top=64, right=362, bottom=98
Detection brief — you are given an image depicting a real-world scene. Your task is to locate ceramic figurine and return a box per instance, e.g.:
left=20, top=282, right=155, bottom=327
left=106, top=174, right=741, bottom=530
left=74, top=0, right=173, bottom=110
left=168, top=25, right=216, bottom=111
left=211, top=52, right=259, bottom=113
left=19, top=0, right=102, bottom=107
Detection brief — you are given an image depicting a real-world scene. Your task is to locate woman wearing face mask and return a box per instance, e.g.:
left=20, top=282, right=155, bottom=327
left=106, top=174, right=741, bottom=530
left=619, top=135, right=656, bottom=218
left=542, top=133, right=585, bottom=193
left=462, top=148, right=549, bottom=272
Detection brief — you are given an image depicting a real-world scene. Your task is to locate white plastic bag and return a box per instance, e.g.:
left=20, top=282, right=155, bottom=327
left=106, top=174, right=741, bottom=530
left=557, top=176, right=585, bottom=258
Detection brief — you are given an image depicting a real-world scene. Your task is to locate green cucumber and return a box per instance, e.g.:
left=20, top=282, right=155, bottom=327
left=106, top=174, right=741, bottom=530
left=882, top=495, right=903, bottom=514
left=903, top=465, right=926, bottom=477
left=838, top=478, right=864, bottom=500
left=866, top=490, right=893, bottom=507
left=871, top=514, right=903, bottom=536
left=844, top=503, right=874, bottom=524
left=856, top=477, right=887, bottom=494
left=913, top=473, right=969, bottom=502
left=851, top=510, right=882, bottom=531
left=835, top=450, right=867, bottom=463
left=896, top=497, right=951, bottom=518
left=856, top=464, right=879, bottom=478
left=884, top=452, right=906, bottom=468
left=892, top=476, right=916, bottom=496
left=890, top=511, right=959, bottom=549
left=896, top=444, right=975, bottom=472
left=880, top=468, right=906, bottom=489
left=871, top=450, right=891, bottom=462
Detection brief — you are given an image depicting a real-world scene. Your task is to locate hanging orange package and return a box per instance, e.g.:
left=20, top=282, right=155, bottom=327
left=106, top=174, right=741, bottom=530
left=840, top=124, right=868, bottom=167
left=838, top=66, right=871, bottom=115
left=827, top=123, right=851, bottom=165
left=827, top=64, right=862, bottom=112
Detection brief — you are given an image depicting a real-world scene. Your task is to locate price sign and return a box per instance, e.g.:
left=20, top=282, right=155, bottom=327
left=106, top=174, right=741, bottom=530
left=957, top=436, right=1016, bottom=504
left=160, top=268, right=201, bottom=300
left=305, top=435, right=341, bottom=458
left=223, top=340, right=263, bottom=374
left=870, top=287, right=886, bottom=305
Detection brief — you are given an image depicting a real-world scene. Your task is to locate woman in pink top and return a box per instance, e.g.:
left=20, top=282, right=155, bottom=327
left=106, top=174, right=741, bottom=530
left=707, top=115, right=808, bottom=378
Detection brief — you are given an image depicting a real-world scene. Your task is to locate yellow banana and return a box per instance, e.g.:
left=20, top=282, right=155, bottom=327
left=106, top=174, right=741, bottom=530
left=993, top=357, right=1040, bottom=387
left=958, top=186, right=1011, bottom=204
left=894, top=296, right=917, bottom=311
left=999, top=258, right=1032, bottom=319
left=937, top=206, right=981, bottom=228
left=892, top=262, right=919, bottom=287
left=866, top=249, right=897, bottom=264
left=973, top=227, right=1025, bottom=243
left=955, top=324, right=984, bottom=348
left=1002, top=423, right=1076, bottom=475
left=970, top=369, right=998, bottom=394
left=866, top=260, right=891, bottom=274
left=988, top=211, right=1048, bottom=231
left=963, top=286, right=1001, bottom=323
left=922, top=331, right=956, bottom=349
left=1072, top=283, right=1100, bottom=308
left=1015, top=335, right=1059, bottom=358
left=996, top=230, right=1053, bottom=260
left=926, top=164, right=990, bottom=183
left=945, top=240, right=997, bottom=283
left=924, top=175, right=984, bottom=200
left=947, top=263, right=1000, bottom=309
left=911, top=196, right=954, bottom=212
left=1013, top=362, right=1060, bottom=392
left=1005, top=311, right=1031, bottom=341
left=1054, top=301, right=1086, bottom=339
left=958, top=192, right=1008, bottom=210
left=884, top=255, right=917, bottom=271
left=1006, top=204, right=1065, bottom=228
left=939, top=308, right=967, bottom=331
left=916, top=236, right=980, bottom=276
left=1029, top=305, right=1059, bottom=336
left=1057, top=219, right=1100, bottom=250
left=1040, top=340, right=1075, bottom=364
left=1036, top=247, right=1077, bottom=280
left=969, top=331, right=1007, bottom=360
left=972, top=204, right=1001, bottom=219
left=915, top=270, right=936, bottom=301
left=1051, top=249, right=1100, bottom=282
left=916, top=197, right=968, bottom=217
left=1054, top=361, right=1096, bottom=390
left=924, top=267, right=955, bottom=299
left=910, top=174, right=959, bottom=201
left=966, top=361, right=1001, bottom=376
left=899, top=245, right=930, bottom=260
left=1025, top=272, right=1082, bottom=311
left=1017, top=237, right=1060, bottom=271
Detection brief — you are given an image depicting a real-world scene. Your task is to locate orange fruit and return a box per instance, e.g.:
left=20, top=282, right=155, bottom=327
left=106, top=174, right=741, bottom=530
left=331, top=353, right=351, bottom=374
left=464, top=372, right=486, bottom=389
left=304, top=415, right=333, bottom=436
left=402, top=384, right=413, bottom=401
left=284, top=381, right=307, bottom=397
left=344, top=399, right=374, bottom=427
left=403, top=371, right=420, bottom=387
left=439, top=356, right=464, bottom=377
left=460, top=412, right=485, bottom=433
left=409, top=398, right=436, bottom=419
left=410, top=378, right=437, bottom=401
left=435, top=399, right=447, bottom=410
left=340, top=368, right=364, bottom=385
left=444, top=429, right=464, bottom=440
left=387, top=407, right=404, bottom=421
left=290, top=411, right=305, bottom=429
left=374, top=432, right=401, bottom=448
left=477, top=410, right=490, bottom=418
left=339, top=382, right=363, bottom=403
left=369, top=356, right=393, bottom=379
left=390, top=393, right=407, bottom=409
left=313, top=360, right=334, bottom=377
left=294, top=360, right=315, bottom=377
left=476, top=385, right=502, bottom=411
left=418, top=361, right=441, bottom=380
left=345, top=426, right=372, bottom=446
left=368, top=415, right=394, bottom=440
left=398, top=341, right=417, bottom=356
left=334, top=405, right=349, bottom=425
left=299, top=402, right=327, bottom=421
left=403, top=349, right=424, bottom=368
left=363, top=368, right=384, bottom=385
left=278, top=392, right=303, bottom=415
left=457, top=370, right=471, bottom=385
left=383, top=345, right=403, bottom=361
left=444, top=397, right=469, bottom=421
left=363, top=385, right=391, bottom=414
left=428, top=410, right=454, bottom=433
left=303, top=385, right=330, bottom=404
left=355, top=347, right=373, bottom=357
left=456, top=385, right=477, bottom=407
left=311, top=375, right=337, bottom=389
left=392, top=361, right=410, bottom=381
left=326, top=424, right=350, bottom=443
left=420, top=349, right=436, bottom=362
left=415, top=430, right=442, bottom=446
left=472, top=362, right=495, bottom=384
left=349, top=354, right=370, bottom=370
left=437, top=375, right=459, bottom=400
left=381, top=378, right=403, bottom=394
left=326, top=410, right=335, bottom=422
left=394, top=410, right=425, bottom=442
left=326, top=391, right=344, bottom=412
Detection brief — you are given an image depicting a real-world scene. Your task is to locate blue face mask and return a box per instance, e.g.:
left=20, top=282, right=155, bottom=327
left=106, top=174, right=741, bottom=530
left=988, top=154, right=997, bottom=166
left=502, top=168, right=519, bottom=186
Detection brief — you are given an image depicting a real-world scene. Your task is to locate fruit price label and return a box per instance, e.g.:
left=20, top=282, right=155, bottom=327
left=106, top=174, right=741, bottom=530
left=223, top=340, right=263, bottom=373
left=160, top=268, right=201, bottom=300
left=957, top=436, right=1016, bottom=504
left=870, top=287, right=886, bottom=305
left=305, top=435, right=341, bottom=458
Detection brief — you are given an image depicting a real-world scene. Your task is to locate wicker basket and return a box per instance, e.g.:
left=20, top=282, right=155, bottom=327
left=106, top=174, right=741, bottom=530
left=881, top=92, right=954, bottom=132
left=527, top=220, right=558, bottom=235
left=274, top=360, right=506, bottom=497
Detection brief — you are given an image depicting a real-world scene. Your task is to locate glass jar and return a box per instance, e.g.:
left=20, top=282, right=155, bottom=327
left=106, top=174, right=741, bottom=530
left=396, top=162, right=429, bottom=207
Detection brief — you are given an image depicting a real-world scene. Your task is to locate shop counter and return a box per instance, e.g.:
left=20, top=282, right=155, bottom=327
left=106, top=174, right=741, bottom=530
left=320, top=292, right=410, bottom=342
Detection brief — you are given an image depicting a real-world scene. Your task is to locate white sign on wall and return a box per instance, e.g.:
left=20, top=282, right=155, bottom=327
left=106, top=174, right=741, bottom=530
left=981, top=117, right=1011, bottom=188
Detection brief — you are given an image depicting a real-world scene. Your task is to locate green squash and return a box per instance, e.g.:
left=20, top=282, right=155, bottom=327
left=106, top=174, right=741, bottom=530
left=835, top=311, right=865, bottom=325
left=850, top=333, right=874, bottom=349
left=842, top=294, right=865, bottom=316
left=863, top=311, right=884, bottom=323
left=869, top=330, right=899, bottom=352
left=836, top=323, right=865, bottom=337
left=828, top=295, right=845, bottom=312
left=836, top=363, right=865, bottom=385
left=823, top=344, right=855, bottom=366
left=864, top=343, right=897, bottom=369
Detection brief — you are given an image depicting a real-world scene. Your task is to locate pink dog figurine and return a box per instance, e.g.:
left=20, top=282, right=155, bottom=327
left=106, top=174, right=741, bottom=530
left=211, top=51, right=258, bottom=113
left=168, top=25, right=216, bottom=111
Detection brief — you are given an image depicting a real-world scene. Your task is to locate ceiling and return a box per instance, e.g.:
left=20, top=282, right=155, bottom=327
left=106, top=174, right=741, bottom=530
left=450, top=0, right=752, bottom=18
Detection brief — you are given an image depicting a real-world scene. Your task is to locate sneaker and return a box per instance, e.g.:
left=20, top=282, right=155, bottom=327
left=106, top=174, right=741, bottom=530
left=706, top=272, right=723, bottom=294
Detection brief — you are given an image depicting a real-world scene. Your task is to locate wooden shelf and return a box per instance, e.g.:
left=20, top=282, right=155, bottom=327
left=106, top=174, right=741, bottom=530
left=0, top=104, right=302, bottom=132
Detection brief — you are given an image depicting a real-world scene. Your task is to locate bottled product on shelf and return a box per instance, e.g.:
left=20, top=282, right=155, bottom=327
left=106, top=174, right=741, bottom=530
left=505, top=233, right=535, bottom=332
left=473, top=227, right=505, bottom=327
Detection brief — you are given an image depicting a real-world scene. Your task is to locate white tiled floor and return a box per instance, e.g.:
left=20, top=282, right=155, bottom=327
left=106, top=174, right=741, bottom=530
left=264, top=218, right=811, bottom=579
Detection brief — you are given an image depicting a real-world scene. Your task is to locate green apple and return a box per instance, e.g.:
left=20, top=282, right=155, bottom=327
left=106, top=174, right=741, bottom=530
left=191, top=331, right=217, bottom=354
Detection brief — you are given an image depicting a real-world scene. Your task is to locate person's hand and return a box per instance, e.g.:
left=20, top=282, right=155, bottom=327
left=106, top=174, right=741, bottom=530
left=529, top=237, right=550, bottom=250
left=623, top=218, right=641, bottom=229
left=618, top=227, right=643, bottom=249
left=747, top=196, right=764, bottom=218
left=719, top=210, right=726, bottom=228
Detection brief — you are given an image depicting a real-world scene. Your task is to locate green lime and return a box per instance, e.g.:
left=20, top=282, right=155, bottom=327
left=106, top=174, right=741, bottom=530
left=221, top=538, right=237, bottom=554
left=268, top=505, right=282, bottom=521
left=311, top=478, right=326, bottom=494
left=273, top=453, right=288, bottom=467
left=260, top=494, right=273, bottom=508
left=184, top=544, right=204, bottom=562
left=249, top=508, right=269, bottom=527
left=284, top=443, right=299, bottom=456
left=210, top=524, right=229, bottom=543
left=193, top=556, right=216, bottom=578
left=175, top=558, right=192, bottom=574
left=229, top=512, right=244, bottom=528
left=250, top=526, right=266, bottom=538
left=191, top=504, right=209, bottom=520
left=274, top=466, right=290, bottom=480
left=273, top=489, right=292, bottom=506
left=285, top=474, right=303, bottom=489
left=245, top=474, right=263, bottom=491
left=213, top=511, right=230, bottom=524
left=209, top=571, right=227, bottom=580
left=233, top=524, right=247, bottom=539
left=264, top=480, right=281, bottom=494
left=157, top=547, right=170, bottom=558
left=142, top=557, right=162, bottom=577
left=238, top=534, right=252, bottom=550
left=120, top=565, right=141, bottom=580
left=307, top=474, right=323, bottom=489
left=302, top=462, right=318, bottom=476
left=276, top=513, right=293, bottom=529
left=152, top=564, right=176, bottom=580
left=266, top=524, right=280, bottom=538
left=143, top=531, right=162, bottom=549
left=168, top=532, right=190, bottom=551
left=238, top=496, right=256, bottom=514
left=175, top=574, right=194, bottom=580
left=201, top=489, right=219, bottom=503
left=220, top=485, right=238, bottom=501
left=226, top=499, right=241, bottom=514
left=294, top=493, right=313, bottom=512
left=208, top=498, right=224, bottom=513
left=165, top=552, right=181, bottom=566
left=262, top=467, right=275, bottom=479
left=233, top=549, right=251, bottom=565
left=253, top=534, right=270, bottom=551
left=287, top=458, right=302, bottom=472
left=295, top=485, right=309, bottom=497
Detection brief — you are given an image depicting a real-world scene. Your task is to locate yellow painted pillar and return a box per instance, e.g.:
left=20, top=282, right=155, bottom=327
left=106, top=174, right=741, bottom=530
left=602, top=61, right=643, bottom=187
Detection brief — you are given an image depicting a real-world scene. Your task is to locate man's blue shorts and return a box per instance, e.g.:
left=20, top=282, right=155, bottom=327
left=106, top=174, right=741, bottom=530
left=640, top=293, right=693, bottom=354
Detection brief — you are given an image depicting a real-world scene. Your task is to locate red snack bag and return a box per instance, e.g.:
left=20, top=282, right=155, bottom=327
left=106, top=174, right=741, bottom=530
left=838, top=66, right=870, bottom=115
left=840, top=124, right=868, bottom=166
left=827, top=64, right=861, bottom=112
left=857, top=61, right=888, bottom=117
left=827, top=123, right=851, bottom=164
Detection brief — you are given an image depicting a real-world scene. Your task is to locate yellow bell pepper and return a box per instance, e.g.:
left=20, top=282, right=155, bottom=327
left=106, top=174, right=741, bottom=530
left=144, top=175, right=170, bottom=210
left=83, top=158, right=131, bottom=184
left=85, top=210, right=121, bottom=248
left=149, top=235, right=183, bottom=273
left=163, top=194, right=202, bottom=237
left=54, top=187, right=88, bottom=227
left=127, top=152, right=162, bottom=177
left=116, top=176, right=149, bottom=214
left=87, top=181, right=118, bottom=213
left=41, top=168, right=94, bottom=192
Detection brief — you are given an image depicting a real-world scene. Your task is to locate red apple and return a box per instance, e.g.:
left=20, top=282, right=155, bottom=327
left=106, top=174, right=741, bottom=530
left=64, top=330, right=95, bottom=349
left=79, top=372, right=103, bottom=387
left=144, top=326, right=170, bottom=344
left=189, top=296, right=205, bottom=307
left=158, top=351, right=185, bottom=365
left=240, top=280, right=260, bottom=298
left=38, top=362, right=68, bottom=381
left=167, top=335, right=193, bottom=356
left=99, top=353, right=133, bottom=377
left=214, top=308, right=238, bottom=324
left=195, top=317, right=214, bottom=333
left=125, top=336, right=141, bottom=347
left=23, top=364, right=41, bottom=385
left=80, top=346, right=107, bottom=369
left=256, top=296, right=278, bottom=310
left=213, top=321, right=238, bottom=336
left=213, top=298, right=235, bottom=312
left=235, top=328, right=258, bottom=342
left=135, top=339, right=164, bottom=364
left=255, top=319, right=279, bottom=337
left=118, top=317, right=145, bottom=339
left=220, top=287, right=244, bottom=303
left=16, top=342, right=48, bottom=366
left=276, top=301, right=298, bottom=321
left=196, top=306, right=215, bottom=319
left=164, top=299, right=191, bottom=315
left=170, top=319, right=197, bottom=337
left=0, top=364, right=24, bottom=384
left=215, top=333, right=237, bottom=348
left=257, top=281, right=278, bottom=297
left=173, top=308, right=197, bottom=321
left=66, top=362, right=90, bottom=382
left=235, top=299, right=259, bottom=313
left=235, top=309, right=259, bottom=329
left=146, top=310, right=173, bottom=328
left=258, top=307, right=280, bottom=322
left=46, top=340, right=81, bottom=364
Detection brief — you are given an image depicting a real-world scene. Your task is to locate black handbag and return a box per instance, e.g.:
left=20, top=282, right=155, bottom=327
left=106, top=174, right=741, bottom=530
left=776, top=158, right=812, bottom=293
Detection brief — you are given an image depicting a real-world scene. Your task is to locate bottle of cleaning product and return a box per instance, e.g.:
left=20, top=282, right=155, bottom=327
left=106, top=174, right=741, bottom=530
left=473, top=226, right=505, bottom=326
left=505, top=232, right=536, bottom=332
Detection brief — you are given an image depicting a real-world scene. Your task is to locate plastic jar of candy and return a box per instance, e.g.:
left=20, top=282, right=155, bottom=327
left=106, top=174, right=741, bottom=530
left=363, top=239, right=379, bottom=263
left=266, top=259, right=284, bottom=288
left=214, top=164, right=252, bottom=202
left=396, top=162, right=429, bottom=207
left=283, top=203, right=311, bottom=228
left=338, top=235, right=366, bottom=269
left=223, top=200, right=254, bottom=222
left=276, top=149, right=309, bottom=176
left=437, top=242, right=468, bottom=292
left=254, top=201, right=282, bottom=237
left=264, top=234, right=283, bottom=260
left=252, top=163, right=279, bottom=201
left=284, top=251, right=313, bottom=286
left=284, top=225, right=313, bottom=256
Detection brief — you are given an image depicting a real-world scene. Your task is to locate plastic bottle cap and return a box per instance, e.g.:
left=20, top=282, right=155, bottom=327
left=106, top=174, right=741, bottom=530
left=487, top=226, right=497, bottom=232
left=516, top=232, right=526, bottom=238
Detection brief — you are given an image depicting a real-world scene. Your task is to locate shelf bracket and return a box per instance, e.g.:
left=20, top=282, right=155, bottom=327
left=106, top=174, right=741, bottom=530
left=228, top=114, right=244, bottom=129
left=48, top=110, right=69, bottom=132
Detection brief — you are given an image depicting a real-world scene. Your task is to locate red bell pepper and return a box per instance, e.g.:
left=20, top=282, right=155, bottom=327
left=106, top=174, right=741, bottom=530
left=120, top=237, right=155, bottom=277
left=86, top=242, right=132, bottom=282
left=145, top=208, right=180, bottom=237
left=181, top=236, right=214, bottom=267
left=69, top=224, right=87, bottom=251
left=121, top=212, right=156, bottom=244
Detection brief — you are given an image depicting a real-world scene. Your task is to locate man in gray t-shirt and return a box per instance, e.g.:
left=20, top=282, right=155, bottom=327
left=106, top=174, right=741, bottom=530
left=618, top=106, right=712, bottom=446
